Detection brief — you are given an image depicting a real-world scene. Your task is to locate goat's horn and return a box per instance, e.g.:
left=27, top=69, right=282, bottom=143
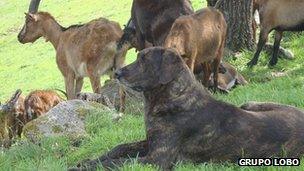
left=29, top=0, right=41, bottom=13
left=126, top=19, right=135, bottom=28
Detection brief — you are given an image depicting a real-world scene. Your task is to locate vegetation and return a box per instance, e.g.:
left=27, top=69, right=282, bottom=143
left=0, top=0, right=303, bottom=170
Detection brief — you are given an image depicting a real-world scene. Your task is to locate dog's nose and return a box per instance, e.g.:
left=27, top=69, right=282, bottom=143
left=114, top=70, right=123, bottom=79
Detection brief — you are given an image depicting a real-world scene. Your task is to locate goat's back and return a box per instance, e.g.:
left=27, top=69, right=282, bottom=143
left=60, top=18, right=123, bottom=60
left=25, top=90, right=63, bottom=119
left=166, top=7, right=226, bottom=62
left=257, top=0, right=304, bottom=31
left=57, top=18, right=124, bottom=78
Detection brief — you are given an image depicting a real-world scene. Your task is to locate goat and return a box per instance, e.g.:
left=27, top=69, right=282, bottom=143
left=117, top=19, right=153, bottom=51
left=247, top=0, right=304, bottom=67
left=0, top=89, right=62, bottom=147
left=18, top=2, right=127, bottom=112
left=25, top=90, right=63, bottom=120
left=131, top=0, right=194, bottom=50
left=164, top=7, right=227, bottom=90
left=0, top=90, right=25, bottom=148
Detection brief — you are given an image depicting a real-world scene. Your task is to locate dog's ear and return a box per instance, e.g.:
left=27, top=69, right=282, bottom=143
left=159, top=49, right=183, bottom=84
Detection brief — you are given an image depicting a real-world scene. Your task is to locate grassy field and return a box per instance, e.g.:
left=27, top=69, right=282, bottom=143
left=1, top=0, right=304, bottom=170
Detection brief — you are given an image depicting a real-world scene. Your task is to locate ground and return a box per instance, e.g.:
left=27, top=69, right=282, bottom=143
left=0, top=0, right=304, bottom=170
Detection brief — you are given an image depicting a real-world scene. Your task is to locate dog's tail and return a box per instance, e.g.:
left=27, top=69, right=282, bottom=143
left=54, top=89, right=68, bottom=99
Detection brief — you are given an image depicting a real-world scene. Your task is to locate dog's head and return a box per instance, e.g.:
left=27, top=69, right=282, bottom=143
left=115, top=47, right=186, bottom=92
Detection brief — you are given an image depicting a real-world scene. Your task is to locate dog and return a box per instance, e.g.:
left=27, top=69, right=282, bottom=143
left=71, top=47, right=304, bottom=170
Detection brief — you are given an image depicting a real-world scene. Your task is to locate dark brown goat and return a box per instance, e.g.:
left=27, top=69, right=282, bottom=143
left=117, top=19, right=153, bottom=51
left=164, top=7, right=227, bottom=89
left=71, top=47, right=304, bottom=171
left=248, top=0, right=304, bottom=67
left=0, top=90, right=63, bottom=147
left=131, top=0, right=194, bottom=50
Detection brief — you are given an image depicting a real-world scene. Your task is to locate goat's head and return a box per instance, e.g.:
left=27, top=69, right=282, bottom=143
left=0, top=90, right=24, bottom=148
left=18, top=0, right=42, bottom=44
left=117, top=19, right=137, bottom=50
left=18, top=12, right=45, bottom=44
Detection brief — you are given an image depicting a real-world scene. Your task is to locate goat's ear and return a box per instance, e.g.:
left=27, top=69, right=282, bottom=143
left=27, top=13, right=38, bottom=22
left=159, top=49, right=183, bottom=85
left=8, top=90, right=22, bottom=107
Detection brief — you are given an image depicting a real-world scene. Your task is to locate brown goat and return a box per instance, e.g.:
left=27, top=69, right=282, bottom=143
left=248, top=0, right=304, bottom=67
left=25, top=90, right=63, bottom=120
left=164, top=7, right=227, bottom=90
left=0, top=90, right=63, bottom=147
left=17, top=11, right=127, bottom=112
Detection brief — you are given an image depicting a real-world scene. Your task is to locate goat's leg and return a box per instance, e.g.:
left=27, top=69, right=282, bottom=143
left=247, top=29, right=270, bottom=67
left=184, top=53, right=196, bottom=73
left=64, top=73, right=76, bottom=100
left=89, top=75, right=102, bottom=94
left=119, top=85, right=126, bottom=113
left=75, top=77, right=84, bottom=95
left=202, top=62, right=211, bottom=87
left=137, top=32, right=146, bottom=51
left=269, top=31, right=283, bottom=66
left=212, top=58, right=221, bottom=92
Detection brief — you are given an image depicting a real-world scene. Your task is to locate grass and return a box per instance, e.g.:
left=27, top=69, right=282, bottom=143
left=0, top=0, right=304, bottom=170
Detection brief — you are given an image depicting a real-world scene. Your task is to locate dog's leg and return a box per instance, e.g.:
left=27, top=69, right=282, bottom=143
left=72, top=140, right=148, bottom=170
left=136, top=131, right=180, bottom=171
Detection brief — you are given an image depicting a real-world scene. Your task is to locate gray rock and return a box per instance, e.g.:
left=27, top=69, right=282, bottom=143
left=77, top=80, right=144, bottom=115
left=22, top=100, right=109, bottom=143
left=264, top=43, right=295, bottom=60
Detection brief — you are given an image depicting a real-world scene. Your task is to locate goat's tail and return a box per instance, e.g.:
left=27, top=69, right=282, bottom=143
left=54, top=89, right=68, bottom=99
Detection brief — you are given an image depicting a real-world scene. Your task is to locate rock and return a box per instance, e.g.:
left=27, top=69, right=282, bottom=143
left=22, top=100, right=110, bottom=143
left=264, top=43, right=295, bottom=60
left=77, top=80, right=144, bottom=114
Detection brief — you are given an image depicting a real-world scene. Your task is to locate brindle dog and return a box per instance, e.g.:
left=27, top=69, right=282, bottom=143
left=71, top=47, right=304, bottom=170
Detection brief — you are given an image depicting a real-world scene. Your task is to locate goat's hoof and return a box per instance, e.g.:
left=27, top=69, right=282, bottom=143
left=268, top=60, right=277, bottom=67
left=247, top=60, right=257, bottom=68
left=112, top=113, right=124, bottom=122
left=67, top=167, right=81, bottom=171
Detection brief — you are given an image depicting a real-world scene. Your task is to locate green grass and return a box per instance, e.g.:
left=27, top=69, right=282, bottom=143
left=1, top=0, right=304, bottom=170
